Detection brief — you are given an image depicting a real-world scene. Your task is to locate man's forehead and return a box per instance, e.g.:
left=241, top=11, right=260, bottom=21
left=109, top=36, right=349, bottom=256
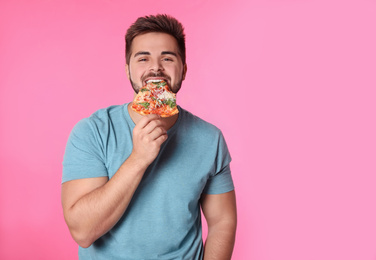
left=131, top=32, right=178, bottom=52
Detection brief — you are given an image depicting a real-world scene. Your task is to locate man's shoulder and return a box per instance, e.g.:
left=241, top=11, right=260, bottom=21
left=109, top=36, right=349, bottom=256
left=71, top=104, right=127, bottom=135
left=179, top=107, right=222, bottom=136
left=89, top=104, right=125, bottom=121
left=81, top=104, right=125, bottom=124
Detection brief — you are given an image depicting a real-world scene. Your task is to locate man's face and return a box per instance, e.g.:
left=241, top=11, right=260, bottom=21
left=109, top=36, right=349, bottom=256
left=126, top=32, right=187, bottom=94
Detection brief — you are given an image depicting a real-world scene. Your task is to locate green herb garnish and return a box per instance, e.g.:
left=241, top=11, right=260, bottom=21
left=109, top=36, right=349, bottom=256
left=165, top=99, right=176, bottom=108
left=138, top=102, right=150, bottom=109
left=140, top=88, right=150, bottom=92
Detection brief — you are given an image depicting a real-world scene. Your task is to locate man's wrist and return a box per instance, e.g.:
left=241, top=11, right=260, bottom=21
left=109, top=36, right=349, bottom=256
left=125, top=152, right=151, bottom=173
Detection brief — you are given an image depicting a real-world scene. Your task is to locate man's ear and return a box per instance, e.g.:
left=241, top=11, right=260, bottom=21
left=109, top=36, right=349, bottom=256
left=182, top=64, right=187, bottom=80
left=125, top=64, right=130, bottom=80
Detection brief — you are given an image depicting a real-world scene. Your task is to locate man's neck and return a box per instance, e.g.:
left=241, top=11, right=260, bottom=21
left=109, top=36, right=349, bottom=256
left=127, top=102, right=179, bottom=131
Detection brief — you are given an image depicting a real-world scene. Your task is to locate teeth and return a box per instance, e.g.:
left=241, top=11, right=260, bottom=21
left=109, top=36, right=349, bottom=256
left=146, top=79, right=164, bottom=83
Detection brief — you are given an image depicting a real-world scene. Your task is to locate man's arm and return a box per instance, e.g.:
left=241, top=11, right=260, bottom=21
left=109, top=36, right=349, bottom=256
left=201, top=190, right=237, bottom=260
left=61, top=115, right=167, bottom=248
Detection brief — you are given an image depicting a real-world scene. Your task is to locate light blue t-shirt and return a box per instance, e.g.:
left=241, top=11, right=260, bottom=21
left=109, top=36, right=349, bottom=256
left=62, top=103, right=234, bottom=260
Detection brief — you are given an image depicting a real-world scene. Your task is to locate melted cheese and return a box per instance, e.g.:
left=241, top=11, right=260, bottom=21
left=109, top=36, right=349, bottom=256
left=157, top=91, right=175, bottom=101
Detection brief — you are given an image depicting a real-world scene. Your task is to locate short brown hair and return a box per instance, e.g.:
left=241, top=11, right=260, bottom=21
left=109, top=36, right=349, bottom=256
left=125, top=14, right=186, bottom=65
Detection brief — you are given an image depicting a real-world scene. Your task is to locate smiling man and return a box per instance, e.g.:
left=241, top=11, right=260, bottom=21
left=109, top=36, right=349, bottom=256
left=127, top=33, right=185, bottom=94
left=62, top=14, right=236, bottom=260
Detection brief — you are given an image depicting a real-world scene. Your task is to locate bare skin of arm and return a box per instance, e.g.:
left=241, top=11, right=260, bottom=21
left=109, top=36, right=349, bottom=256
left=201, top=190, right=237, bottom=260
left=61, top=114, right=167, bottom=248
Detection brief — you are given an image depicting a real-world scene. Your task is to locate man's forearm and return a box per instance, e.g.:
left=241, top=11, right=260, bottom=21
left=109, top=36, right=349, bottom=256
left=203, top=222, right=236, bottom=260
left=64, top=155, right=148, bottom=248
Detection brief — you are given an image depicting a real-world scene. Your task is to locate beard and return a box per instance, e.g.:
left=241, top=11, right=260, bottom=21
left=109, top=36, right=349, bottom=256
left=129, top=70, right=183, bottom=94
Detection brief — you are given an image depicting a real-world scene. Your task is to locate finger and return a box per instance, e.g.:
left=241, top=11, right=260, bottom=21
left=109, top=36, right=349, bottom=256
left=154, top=132, right=168, bottom=146
left=135, top=114, right=161, bottom=130
left=142, top=119, right=166, bottom=136
left=147, top=126, right=168, bottom=141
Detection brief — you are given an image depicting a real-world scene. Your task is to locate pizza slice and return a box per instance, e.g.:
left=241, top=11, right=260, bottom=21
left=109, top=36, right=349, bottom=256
left=131, top=80, right=179, bottom=117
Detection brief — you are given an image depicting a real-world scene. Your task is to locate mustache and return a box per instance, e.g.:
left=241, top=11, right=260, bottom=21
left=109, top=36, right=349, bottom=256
left=141, top=72, right=171, bottom=82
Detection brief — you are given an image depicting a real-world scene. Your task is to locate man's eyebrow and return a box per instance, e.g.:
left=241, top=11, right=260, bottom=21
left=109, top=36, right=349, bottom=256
left=161, top=51, right=178, bottom=57
left=134, top=51, right=150, bottom=57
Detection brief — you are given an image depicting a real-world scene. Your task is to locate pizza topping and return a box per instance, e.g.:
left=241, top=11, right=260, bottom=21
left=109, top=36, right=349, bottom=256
left=131, top=80, right=178, bottom=117
left=157, top=90, right=174, bottom=101
left=162, top=99, right=176, bottom=108
left=138, top=102, right=150, bottom=109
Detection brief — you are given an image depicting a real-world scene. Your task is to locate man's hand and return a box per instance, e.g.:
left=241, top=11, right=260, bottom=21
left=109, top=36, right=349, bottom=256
left=131, top=114, right=168, bottom=166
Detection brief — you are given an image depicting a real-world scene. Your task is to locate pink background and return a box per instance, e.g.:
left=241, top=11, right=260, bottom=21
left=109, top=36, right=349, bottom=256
left=1, top=0, right=376, bottom=259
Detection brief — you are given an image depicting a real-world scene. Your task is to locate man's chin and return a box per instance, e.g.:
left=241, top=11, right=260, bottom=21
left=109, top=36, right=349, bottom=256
left=130, top=81, right=142, bottom=94
left=171, top=82, right=182, bottom=94
left=171, top=86, right=181, bottom=94
left=169, top=80, right=182, bottom=94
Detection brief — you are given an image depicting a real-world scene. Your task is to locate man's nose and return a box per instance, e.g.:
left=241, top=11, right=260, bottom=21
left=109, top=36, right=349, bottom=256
left=149, top=60, right=164, bottom=72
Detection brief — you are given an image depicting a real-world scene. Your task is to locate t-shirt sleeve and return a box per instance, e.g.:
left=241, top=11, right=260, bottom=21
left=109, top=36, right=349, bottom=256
left=62, top=118, right=108, bottom=183
left=203, top=132, right=234, bottom=195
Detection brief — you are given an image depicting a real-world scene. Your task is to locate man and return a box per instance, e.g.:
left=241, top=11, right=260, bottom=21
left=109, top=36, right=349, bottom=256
left=62, top=14, right=236, bottom=260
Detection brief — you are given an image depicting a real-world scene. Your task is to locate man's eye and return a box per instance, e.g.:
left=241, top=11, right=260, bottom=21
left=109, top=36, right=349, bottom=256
left=138, top=58, right=147, bottom=62
left=163, top=58, right=173, bottom=62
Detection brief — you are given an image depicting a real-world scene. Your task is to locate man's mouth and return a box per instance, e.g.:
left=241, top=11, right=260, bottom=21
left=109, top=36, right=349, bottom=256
left=144, top=78, right=167, bottom=85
